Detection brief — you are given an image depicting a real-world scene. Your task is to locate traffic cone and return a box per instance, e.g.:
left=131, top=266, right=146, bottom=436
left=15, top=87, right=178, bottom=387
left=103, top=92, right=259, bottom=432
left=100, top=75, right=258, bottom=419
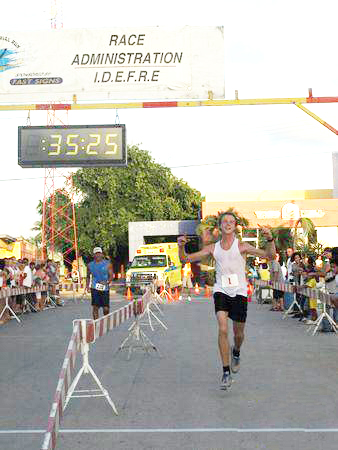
left=126, top=287, right=133, bottom=301
left=247, top=283, right=253, bottom=302
left=194, top=283, right=200, bottom=295
left=168, top=288, right=173, bottom=303
left=174, top=288, right=179, bottom=301
left=204, top=284, right=211, bottom=298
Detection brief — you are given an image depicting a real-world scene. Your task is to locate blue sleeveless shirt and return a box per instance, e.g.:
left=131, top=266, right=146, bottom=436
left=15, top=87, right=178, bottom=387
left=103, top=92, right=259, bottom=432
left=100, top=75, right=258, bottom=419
left=89, top=260, right=110, bottom=291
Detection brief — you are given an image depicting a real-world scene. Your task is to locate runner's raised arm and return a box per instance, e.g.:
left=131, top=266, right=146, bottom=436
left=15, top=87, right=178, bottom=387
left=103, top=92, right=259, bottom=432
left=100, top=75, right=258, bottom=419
left=177, top=235, right=214, bottom=264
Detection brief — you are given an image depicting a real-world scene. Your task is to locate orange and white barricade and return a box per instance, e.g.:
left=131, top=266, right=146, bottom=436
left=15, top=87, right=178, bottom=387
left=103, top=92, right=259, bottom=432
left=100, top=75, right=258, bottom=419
left=0, top=285, right=48, bottom=324
left=41, top=301, right=134, bottom=450
left=41, top=322, right=81, bottom=450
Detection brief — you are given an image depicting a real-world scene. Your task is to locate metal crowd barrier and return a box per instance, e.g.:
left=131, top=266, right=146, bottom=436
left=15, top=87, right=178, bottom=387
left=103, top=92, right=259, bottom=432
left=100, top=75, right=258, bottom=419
left=0, top=285, right=48, bottom=324
left=41, top=282, right=168, bottom=450
left=254, top=280, right=337, bottom=335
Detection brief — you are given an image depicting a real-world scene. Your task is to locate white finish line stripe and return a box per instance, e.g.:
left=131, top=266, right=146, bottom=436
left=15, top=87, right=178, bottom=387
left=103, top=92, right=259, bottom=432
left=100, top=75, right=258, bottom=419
left=1, top=428, right=338, bottom=434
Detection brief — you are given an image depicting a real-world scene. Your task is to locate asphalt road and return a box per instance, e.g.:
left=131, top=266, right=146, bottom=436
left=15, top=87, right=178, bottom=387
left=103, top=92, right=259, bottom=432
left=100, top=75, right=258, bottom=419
left=0, top=291, right=337, bottom=450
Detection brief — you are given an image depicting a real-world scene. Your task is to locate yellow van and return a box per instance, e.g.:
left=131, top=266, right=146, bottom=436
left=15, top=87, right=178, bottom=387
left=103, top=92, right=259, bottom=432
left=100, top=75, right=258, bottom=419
left=126, top=243, right=182, bottom=291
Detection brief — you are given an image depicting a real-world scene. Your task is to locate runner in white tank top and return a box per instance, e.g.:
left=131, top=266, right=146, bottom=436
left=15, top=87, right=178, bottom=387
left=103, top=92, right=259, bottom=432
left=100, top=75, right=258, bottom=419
left=213, top=238, right=247, bottom=297
left=178, top=212, right=276, bottom=391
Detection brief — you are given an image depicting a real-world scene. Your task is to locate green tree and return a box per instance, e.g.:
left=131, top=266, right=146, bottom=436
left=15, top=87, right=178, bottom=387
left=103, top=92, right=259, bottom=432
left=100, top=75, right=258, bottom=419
left=292, top=217, right=316, bottom=250
left=196, top=207, right=250, bottom=246
left=73, top=145, right=202, bottom=266
left=259, top=226, right=293, bottom=260
left=258, top=218, right=317, bottom=262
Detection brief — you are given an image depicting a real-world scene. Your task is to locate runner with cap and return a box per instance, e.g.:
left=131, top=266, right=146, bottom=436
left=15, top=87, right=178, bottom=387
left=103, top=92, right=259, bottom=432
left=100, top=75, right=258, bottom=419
left=86, top=247, right=114, bottom=319
left=178, top=212, right=276, bottom=390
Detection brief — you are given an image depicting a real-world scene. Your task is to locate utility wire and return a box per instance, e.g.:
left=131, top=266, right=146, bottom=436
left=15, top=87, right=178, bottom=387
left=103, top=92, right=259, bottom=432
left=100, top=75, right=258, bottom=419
left=0, top=151, right=333, bottom=182
left=169, top=151, right=333, bottom=169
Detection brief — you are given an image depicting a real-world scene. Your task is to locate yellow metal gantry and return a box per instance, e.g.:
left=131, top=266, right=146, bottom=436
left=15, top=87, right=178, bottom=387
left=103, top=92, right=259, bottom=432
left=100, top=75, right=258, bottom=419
left=1, top=88, right=338, bottom=134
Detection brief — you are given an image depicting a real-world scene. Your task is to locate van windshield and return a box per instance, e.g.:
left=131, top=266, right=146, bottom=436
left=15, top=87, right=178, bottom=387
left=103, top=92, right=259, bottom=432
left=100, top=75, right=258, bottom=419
left=131, top=255, right=167, bottom=268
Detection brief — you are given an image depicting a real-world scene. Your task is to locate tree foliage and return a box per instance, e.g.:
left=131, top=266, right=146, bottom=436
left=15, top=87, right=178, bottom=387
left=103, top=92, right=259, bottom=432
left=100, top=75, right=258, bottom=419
left=73, top=145, right=202, bottom=261
left=196, top=207, right=250, bottom=246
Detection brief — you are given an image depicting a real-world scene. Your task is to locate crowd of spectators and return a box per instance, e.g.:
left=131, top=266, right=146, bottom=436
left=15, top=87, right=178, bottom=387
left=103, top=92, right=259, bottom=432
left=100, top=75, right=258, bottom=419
left=0, top=257, right=62, bottom=315
left=248, top=246, right=338, bottom=331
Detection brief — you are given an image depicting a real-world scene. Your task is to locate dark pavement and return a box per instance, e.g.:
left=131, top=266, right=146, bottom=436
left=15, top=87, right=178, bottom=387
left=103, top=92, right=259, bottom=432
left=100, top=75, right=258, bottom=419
left=0, top=291, right=337, bottom=450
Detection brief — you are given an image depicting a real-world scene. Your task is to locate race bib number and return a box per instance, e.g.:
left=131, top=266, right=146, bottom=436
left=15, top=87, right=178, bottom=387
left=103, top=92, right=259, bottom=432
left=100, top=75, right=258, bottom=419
left=95, top=283, right=106, bottom=291
left=222, top=274, right=239, bottom=288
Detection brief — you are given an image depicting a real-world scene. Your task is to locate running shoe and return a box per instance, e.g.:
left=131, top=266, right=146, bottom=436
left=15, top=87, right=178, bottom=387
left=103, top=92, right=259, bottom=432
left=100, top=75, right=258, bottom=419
left=231, top=346, right=240, bottom=374
left=220, top=372, right=232, bottom=390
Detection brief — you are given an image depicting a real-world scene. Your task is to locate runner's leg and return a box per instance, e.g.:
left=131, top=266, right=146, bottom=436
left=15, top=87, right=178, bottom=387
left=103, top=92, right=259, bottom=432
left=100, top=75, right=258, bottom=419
left=233, top=320, right=245, bottom=352
left=216, top=311, right=230, bottom=366
left=92, top=305, right=99, bottom=320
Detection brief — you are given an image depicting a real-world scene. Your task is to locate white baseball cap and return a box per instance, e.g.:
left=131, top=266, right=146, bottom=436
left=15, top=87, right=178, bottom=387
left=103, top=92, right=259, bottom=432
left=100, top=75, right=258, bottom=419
left=93, top=247, right=103, bottom=254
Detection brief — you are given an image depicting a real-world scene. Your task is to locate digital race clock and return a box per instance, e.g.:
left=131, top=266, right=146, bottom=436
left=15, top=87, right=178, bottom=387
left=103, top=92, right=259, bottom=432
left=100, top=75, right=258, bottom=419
left=18, top=124, right=126, bottom=168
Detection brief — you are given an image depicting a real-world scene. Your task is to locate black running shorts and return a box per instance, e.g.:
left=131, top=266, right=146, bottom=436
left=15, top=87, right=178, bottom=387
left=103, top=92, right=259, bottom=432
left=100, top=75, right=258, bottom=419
left=91, top=288, right=110, bottom=308
left=273, top=289, right=284, bottom=299
left=214, top=292, right=248, bottom=323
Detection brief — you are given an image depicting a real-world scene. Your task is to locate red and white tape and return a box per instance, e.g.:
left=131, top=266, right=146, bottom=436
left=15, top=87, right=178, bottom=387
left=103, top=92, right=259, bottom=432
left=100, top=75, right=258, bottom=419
left=41, top=295, right=145, bottom=450
left=0, top=285, right=47, bottom=300
left=41, top=322, right=81, bottom=450
left=255, top=280, right=333, bottom=304
left=76, top=302, right=134, bottom=344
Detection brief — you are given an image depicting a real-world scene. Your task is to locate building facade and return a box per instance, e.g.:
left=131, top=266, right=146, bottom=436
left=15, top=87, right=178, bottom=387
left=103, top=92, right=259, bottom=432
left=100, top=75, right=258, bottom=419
left=0, top=235, right=40, bottom=260
left=202, top=189, right=338, bottom=247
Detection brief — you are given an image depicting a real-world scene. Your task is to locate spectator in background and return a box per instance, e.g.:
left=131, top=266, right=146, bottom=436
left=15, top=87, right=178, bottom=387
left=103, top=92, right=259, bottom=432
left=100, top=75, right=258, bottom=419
left=283, top=247, right=295, bottom=311
left=34, top=263, right=48, bottom=310
left=290, top=252, right=305, bottom=318
left=180, top=262, right=193, bottom=301
left=270, top=252, right=284, bottom=311
left=54, top=261, right=61, bottom=302
left=319, top=248, right=337, bottom=330
left=291, top=252, right=304, bottom=285
left=15, top=260, right=25, bottom=313
left=8, top=258, right=20, bottom=314
left=247, top=260, right=259, bottom=282
left=285, top=247, right=294, bottom=282
left=22, top=259, right=37, bottom=312
left=315, top=255, right=323, bottom=270
left=46, top=260, right=62, bottom=305
left=258, top=261, right=270, bottom=281
left=0, top=259, right=8, bottom=288
left=330, top=247, right=338, bottom=323
left=3, top=259, right=11, bottom=287
left=322, top=248, right=336, bottom=295
left=300, top=255, right=318, bottom=322
left=7, top=258, right=17, bottom=288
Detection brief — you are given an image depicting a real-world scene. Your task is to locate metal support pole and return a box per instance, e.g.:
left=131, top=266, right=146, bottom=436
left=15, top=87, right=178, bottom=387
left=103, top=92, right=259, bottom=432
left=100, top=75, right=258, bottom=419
left=282, top=292, right=302, bottom=319
left=64, top=321, right=118, bottom=415
left=0, top=297, right=21, bottom=324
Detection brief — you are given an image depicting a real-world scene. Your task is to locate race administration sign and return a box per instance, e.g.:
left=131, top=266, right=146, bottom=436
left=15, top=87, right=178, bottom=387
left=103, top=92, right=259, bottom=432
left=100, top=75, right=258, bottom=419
left=0, top=26, right=225, bottom=103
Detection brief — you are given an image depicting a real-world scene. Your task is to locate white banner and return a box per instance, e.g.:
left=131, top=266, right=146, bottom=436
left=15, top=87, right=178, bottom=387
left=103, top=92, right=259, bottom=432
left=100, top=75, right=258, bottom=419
left=0, top=27, right=224, bottom=103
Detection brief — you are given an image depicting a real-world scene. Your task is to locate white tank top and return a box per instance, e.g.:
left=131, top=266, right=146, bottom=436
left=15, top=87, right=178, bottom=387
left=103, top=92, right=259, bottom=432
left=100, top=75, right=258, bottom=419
left=213, top=238, right=247, bottom=297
